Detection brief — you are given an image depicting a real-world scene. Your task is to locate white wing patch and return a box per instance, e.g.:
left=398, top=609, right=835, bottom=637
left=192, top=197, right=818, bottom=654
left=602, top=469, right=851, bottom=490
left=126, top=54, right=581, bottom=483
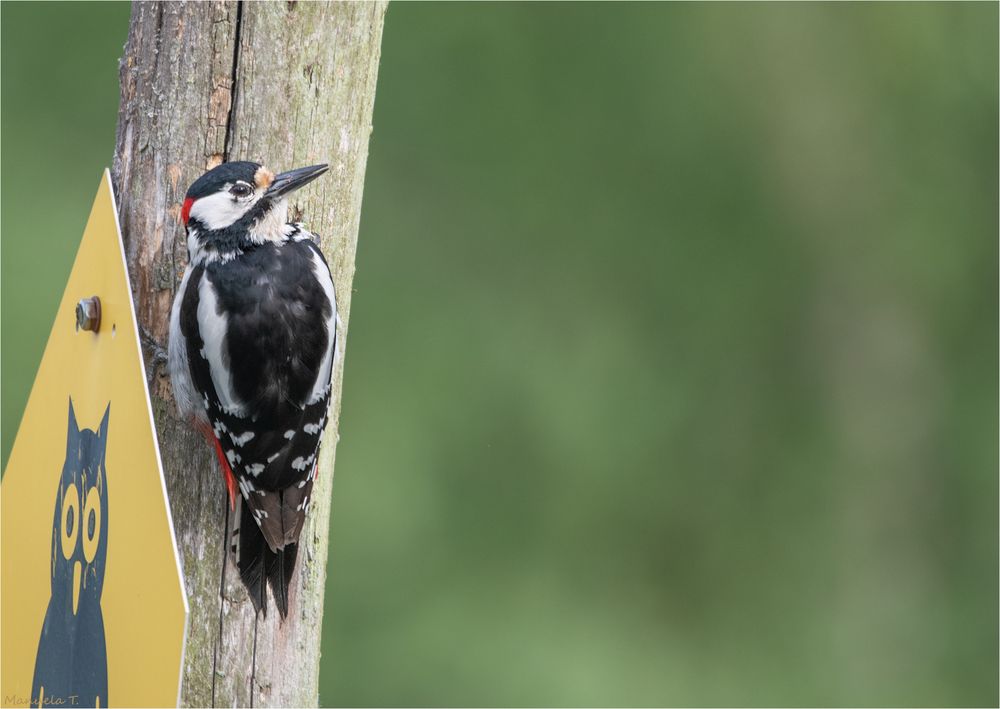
left=307, top=248, right=338, bottom=405
left=167, top=265, right=204, bottom=421
left=197, top=274, right=244, bottom=415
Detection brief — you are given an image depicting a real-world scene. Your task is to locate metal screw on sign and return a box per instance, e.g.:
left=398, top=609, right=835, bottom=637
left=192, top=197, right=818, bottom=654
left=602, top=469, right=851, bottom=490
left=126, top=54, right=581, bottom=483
left=76, top=296, right=102, bottom=332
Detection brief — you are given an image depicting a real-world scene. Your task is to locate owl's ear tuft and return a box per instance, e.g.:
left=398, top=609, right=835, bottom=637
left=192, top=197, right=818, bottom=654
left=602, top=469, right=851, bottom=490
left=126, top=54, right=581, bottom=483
left=66, top=398, right=79, bottom=457
left=67, top=398, right=79, bottom=435
left=98, top=405, right=110, bottom=440
left=97, top=404, right=111, bottom=471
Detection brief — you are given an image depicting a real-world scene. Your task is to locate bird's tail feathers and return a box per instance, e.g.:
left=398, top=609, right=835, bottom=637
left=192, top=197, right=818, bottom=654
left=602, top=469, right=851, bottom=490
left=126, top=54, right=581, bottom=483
left=235, top=498, right=298, bottom=619
left=267, top=543, right=299, bottom=618
left=237, top=498, right=269, bottom=617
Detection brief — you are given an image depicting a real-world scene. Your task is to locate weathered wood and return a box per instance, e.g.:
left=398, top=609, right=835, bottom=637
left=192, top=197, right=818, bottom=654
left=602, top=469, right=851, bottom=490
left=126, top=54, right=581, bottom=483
left=112, top=2, right=386, bottom=706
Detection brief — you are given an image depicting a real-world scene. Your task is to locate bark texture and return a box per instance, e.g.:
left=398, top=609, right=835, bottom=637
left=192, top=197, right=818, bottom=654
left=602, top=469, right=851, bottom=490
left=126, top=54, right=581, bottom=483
left=112, top=2, right=386, bottom=705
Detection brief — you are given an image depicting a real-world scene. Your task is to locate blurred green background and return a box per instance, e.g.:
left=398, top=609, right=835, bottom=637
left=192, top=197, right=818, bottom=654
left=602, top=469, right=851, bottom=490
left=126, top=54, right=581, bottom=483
left=2, top=2, right=997, bottom=706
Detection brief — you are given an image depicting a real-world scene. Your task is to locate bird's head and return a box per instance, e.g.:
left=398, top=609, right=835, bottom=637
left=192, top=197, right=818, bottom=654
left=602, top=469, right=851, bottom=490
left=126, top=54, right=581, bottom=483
left=181, top=161, right=328, bottom=257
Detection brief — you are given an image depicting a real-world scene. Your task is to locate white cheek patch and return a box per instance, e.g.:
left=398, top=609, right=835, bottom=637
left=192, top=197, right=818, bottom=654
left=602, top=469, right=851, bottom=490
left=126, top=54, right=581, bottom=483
left=189, top=191, right=254, bottom=230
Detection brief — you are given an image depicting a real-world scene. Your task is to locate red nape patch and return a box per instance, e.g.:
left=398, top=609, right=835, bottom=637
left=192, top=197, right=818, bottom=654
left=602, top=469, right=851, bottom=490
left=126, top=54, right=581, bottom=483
left=180, top=197, right=195, bottom=225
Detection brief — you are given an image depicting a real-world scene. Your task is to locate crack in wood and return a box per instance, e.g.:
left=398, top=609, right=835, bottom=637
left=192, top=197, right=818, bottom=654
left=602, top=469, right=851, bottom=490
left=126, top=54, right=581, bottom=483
left=213, top=2, right=243, bottom=698
left=222, top=0, right=243, bottom=162
left=250, top=613, right=260, bottom=709
left=211, top=502, right=231, bottom=707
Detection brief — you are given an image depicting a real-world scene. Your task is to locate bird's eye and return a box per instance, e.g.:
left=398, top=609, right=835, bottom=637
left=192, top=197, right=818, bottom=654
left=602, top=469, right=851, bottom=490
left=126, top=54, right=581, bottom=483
left=230, top=183, right=253, bottom=199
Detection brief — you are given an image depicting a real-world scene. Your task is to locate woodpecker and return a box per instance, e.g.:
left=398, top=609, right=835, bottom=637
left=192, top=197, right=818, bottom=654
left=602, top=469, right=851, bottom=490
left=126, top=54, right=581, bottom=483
left=167, top=160, right=337, bottom=618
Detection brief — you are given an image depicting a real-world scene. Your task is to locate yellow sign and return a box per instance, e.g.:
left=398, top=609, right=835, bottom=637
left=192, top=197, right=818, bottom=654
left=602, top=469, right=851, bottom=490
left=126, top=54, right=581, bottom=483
left=1, top=170, right=187, bottom=707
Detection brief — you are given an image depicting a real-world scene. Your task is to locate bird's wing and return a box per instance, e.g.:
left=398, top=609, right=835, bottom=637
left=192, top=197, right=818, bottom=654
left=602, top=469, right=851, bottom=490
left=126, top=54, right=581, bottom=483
left=179, top=239, right=337, bottom=550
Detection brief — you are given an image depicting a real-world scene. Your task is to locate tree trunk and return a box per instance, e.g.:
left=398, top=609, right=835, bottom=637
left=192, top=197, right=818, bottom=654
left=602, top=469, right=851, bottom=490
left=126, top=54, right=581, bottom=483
left=112, top=2, right=386, bottom=705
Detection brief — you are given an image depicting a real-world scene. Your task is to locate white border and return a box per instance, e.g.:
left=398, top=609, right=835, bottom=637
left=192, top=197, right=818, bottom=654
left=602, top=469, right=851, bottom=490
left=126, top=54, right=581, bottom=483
left=105, top=169, right=190, bottom=708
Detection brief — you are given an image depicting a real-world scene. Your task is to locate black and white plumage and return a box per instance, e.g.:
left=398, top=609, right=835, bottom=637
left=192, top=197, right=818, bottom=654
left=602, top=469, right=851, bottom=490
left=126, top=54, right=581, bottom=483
left=167, top=161, right=337, bottom=618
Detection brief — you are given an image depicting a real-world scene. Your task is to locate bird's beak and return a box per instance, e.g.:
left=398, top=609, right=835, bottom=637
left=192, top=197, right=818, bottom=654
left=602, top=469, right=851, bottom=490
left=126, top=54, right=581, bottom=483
left=265, top=164, right=329, bottom=199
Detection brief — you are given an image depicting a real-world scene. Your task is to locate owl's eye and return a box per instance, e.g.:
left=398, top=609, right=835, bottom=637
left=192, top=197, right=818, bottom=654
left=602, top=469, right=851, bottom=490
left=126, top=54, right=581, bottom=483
left=60, top=483, right=80, bottom=560
left=82, top=487, right=102, bottom=563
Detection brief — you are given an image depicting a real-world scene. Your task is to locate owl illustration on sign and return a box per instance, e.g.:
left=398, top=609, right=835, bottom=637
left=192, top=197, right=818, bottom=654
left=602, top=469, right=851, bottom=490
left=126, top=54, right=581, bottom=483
left=31, top=400, right=110, bottom=708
